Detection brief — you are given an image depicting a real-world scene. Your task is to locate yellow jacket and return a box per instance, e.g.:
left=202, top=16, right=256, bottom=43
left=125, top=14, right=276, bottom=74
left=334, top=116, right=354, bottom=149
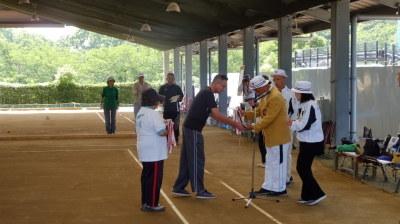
left=245, top=87, right=291, bottom=147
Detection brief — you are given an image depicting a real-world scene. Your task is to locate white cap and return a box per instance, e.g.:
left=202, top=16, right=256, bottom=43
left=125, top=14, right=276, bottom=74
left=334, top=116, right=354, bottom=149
left=292, top=81, right=312, bottom=94
left=249, top=75, right=271, bottom=90
left=272, top=69, right=287, bottom=78
left=107, top=76, right=115, bottom=82
left=137, top=73, right=144, bottom=78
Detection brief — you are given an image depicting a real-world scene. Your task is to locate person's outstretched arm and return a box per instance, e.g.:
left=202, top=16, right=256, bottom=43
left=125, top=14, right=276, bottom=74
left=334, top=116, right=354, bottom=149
left=211, top=108, right=245, bottom=131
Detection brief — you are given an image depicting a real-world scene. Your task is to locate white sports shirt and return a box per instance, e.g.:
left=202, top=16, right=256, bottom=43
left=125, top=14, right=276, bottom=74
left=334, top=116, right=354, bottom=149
left=136, top=107, right=168, bottom=162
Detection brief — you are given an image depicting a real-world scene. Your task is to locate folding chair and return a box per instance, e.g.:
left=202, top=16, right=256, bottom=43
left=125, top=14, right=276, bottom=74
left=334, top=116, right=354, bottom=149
left=359, top=138, right=389, bottom=181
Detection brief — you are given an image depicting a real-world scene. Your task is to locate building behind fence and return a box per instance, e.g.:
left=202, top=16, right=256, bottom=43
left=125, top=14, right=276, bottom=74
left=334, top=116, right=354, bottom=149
left=293, top=41, right=400, bottom=68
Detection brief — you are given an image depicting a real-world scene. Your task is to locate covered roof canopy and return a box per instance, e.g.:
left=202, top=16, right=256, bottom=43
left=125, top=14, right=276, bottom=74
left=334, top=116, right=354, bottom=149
left=0, top=0, right=398, bottom=50
left=0, top=0, right=333, bottom=50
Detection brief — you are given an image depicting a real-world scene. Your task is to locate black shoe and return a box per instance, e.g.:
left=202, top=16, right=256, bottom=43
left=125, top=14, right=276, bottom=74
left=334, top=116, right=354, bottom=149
left=141, top=204, right=165, bottom=212
left=297, top=198, right=312, bottom=204
left=196, top=190, right=216, bottom=199
left=172, top=189, right=191, bottom=197
left=306, top=195, right=327, bottom=206
left=286, top=176, right=293, bottom=186
left=265, top=190, right=287, bottom=197
left=254, top=188, right=272, bottom=195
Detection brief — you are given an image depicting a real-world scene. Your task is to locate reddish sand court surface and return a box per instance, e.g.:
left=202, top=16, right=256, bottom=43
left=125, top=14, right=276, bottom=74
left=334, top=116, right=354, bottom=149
left=0, top=110, right=399, bottom=224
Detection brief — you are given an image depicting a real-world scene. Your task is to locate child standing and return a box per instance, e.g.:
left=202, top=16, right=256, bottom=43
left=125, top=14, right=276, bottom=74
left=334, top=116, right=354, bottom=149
left=136, top=88, right=167, bottom=212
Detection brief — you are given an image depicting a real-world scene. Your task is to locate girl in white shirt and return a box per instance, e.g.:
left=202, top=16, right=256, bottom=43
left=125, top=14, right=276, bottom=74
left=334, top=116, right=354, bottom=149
left=136, top=88, right=167, bottom=212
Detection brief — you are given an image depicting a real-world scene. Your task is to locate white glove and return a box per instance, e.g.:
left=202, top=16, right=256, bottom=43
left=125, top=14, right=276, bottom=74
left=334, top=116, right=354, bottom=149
left=169, top=95, right=180, bottom=103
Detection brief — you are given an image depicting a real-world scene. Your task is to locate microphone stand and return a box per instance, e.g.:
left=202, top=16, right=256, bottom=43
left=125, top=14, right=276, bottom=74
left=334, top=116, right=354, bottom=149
left=232, top=107, right=261, bottom=208
left=232, top=100, right=280, bottom=208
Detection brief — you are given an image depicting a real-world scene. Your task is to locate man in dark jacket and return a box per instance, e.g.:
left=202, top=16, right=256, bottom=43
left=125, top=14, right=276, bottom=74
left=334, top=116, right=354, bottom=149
left=159, top=72, right=184, bottom=142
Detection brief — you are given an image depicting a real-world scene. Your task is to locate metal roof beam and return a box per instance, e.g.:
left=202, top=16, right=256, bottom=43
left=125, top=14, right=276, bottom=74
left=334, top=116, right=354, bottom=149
left=376, top=0, right=400, bottom=8
left=301, top=8, right=331, bottom=23
left=263, top=20, right=303, bottom=34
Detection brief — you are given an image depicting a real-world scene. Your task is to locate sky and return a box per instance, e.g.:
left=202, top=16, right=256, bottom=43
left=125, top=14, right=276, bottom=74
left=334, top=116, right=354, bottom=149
left=19, top=26, right=78, bottom=41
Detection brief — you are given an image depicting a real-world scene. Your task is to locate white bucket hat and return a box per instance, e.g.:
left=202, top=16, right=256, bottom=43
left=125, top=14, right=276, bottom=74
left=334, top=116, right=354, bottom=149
left=271, top=69, right=287, bottom=78
left=249, top=75, right=271, bottom=90
left=107, top=76, right=115, bottom=82
left=137, top=73, right=144, bottom=78
left=292, top=81, right=313, bottom=94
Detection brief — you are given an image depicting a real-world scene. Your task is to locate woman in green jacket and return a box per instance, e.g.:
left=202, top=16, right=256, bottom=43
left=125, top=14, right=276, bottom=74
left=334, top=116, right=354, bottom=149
left=101, top=76, right=119, bottom=134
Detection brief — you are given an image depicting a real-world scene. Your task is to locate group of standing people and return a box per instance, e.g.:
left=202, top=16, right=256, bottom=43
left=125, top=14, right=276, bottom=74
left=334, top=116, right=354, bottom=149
left=242, top=69, right=326, bottom=205
left=101, top=69, right=327, bottom=212
left=100, top=72, right=183, bottom=139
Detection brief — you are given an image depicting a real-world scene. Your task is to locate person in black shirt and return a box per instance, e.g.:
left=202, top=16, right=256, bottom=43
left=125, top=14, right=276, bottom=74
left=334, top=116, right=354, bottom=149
left=172, top=74, right=247, bottom=199
left=159, top=72, right=184, bottom=142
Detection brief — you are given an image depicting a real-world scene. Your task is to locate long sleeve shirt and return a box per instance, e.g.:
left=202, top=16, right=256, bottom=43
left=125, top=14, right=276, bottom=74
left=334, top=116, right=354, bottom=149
left=290, top=100, right=324, bottom=143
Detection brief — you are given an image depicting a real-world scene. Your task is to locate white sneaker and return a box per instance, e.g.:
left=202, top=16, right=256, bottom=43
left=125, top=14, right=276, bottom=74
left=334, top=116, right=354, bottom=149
left=297, top=198, right=312, bottom=204
left=306, top=195, right=327, bottom=206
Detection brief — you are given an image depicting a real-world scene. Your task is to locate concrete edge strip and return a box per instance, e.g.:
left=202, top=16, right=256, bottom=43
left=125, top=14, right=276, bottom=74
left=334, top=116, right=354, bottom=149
left=0, top=148, right=127, bottom=153
left=204, top=169, right=283, bottom=224
left=0, top=133, right=135, bottom=141
left=126, top=149, right=190, bottom=224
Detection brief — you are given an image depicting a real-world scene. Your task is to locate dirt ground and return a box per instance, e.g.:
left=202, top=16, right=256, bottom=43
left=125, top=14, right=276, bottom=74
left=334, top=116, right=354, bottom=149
left=0, top=110, right=399, bottom=224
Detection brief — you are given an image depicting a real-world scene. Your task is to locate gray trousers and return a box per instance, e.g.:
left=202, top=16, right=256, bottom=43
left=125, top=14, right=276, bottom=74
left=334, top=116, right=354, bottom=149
left=134, top=103, right=141, bottom=118
left=173, top=127, right=205, bottom=193
left=104, top=108, right=116, bottom=134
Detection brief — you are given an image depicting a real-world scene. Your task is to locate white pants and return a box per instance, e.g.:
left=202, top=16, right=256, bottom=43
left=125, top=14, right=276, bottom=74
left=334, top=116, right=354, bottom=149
left=262, top=143, right=289, bottom=192
left=287, top=132, right=294, bottom=182
left=287, top=144, right=292, bottom=182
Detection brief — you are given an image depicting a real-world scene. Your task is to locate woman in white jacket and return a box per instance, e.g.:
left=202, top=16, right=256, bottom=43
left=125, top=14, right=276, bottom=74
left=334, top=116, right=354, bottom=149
left=289, top=81, right=326, bottom=206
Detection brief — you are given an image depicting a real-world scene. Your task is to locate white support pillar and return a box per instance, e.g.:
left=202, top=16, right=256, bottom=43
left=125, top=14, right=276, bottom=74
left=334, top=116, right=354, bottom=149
left=331, top=0, right=351, bottom=145
left=243, top=27, right=255, bottom=78
left=218, top=35, right=228, bottom=116
left=185, top=45, right=193, bottom=100
left=173, top=48, right=181, bottom=87
left=200, top=40, right=208, bottom=89
left=350, top=16, right=358, bottom=142
left=163, top=50, right=170, bottom=79
left=278, top=16, right=293, bottom=87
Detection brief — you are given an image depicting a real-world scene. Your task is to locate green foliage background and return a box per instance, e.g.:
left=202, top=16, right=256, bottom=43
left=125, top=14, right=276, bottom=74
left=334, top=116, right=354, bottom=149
left=0, top=78, right=134, bottom=104
left=0, top=20, right=397, bottom=104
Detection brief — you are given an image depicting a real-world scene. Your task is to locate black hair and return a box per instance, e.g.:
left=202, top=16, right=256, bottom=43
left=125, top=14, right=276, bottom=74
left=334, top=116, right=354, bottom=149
left=212, top=74, right=228, bottom=83
left=300, top=93, right=315, bottom=103
left=167, top=72, right=175, bottom=77
left=141, top=88, right=164, bottom=106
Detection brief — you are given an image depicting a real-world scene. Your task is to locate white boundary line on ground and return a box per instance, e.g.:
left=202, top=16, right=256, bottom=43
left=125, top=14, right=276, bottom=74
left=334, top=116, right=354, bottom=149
left=95, top=112, right=105, bottom=123
left=204, top=169, right=283, bottom=224
left=219, top=181, right=284, bottom=224
left=126, top=149, right=190, bottom=224
left=6, top=146, right=188, bottom=223
left=120, top=114, right=135, bottom=124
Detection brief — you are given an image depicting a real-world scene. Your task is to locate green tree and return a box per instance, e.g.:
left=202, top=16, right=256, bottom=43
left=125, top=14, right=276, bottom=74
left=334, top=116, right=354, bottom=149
left=59, top=29, right=124, bottom=50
